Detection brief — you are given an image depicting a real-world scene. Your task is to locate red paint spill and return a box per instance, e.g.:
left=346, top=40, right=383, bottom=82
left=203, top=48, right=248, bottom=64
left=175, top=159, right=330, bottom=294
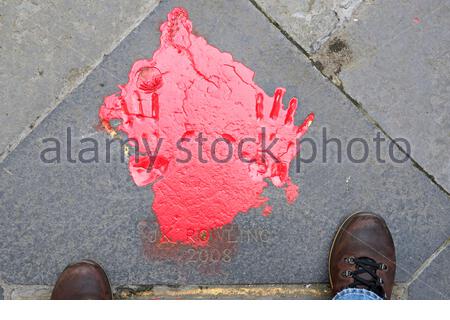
left=99, top=8, right=314, bottom=245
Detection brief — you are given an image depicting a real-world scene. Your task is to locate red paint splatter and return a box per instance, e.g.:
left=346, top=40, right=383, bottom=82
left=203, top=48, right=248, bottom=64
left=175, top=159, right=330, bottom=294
left=99, top=8, right=314, bottom=245
left=262, top=206, right=272, bottom=216
left=413, top=16, right=421, bottom=24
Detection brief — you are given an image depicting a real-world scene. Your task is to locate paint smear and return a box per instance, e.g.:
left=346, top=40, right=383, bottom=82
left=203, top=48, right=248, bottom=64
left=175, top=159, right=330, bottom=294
left=99, top=7, right=314, bottom=246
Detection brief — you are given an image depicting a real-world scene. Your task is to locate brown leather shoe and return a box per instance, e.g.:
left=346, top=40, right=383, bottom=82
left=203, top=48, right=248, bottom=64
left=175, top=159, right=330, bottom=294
left=329, top=212, right=396, bottom=299
left=51, top=260, right=112, bottom=300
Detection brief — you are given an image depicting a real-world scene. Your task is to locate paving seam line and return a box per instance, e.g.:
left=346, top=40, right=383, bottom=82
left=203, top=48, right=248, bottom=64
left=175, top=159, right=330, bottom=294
left=0, top=0, right=161, bottom=164
left=404, top=237, right=450, bottom=296
left=1, top=282, right=408, bottom=299
left=247, top=0, right=450, bottom=198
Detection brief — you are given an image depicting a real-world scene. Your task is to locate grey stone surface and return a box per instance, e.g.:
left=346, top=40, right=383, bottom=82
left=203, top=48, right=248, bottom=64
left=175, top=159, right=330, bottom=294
left=253, top=0, right=362, bottom=52
left=409, top=244, right=449, bottom=299
left=0, top=0, right=449, bottom=295
left=0, top=286, right=3, bottom=300
left=0, top=0, right=159, bottom=160
left=314, top=0, right=450, bottom=192
left=4, top=285, right=52, bottom=300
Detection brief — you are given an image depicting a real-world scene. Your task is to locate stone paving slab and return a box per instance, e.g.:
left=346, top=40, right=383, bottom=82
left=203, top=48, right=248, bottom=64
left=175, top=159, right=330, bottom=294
left=253, top=0, right=363, bottom=53
left=409, top=242, right=449, bottom=299
left=0, top=0, right=449, bottom=294
left=312, top=0, right=450, bottom=193
left=0, top=0, right=159, bottom=160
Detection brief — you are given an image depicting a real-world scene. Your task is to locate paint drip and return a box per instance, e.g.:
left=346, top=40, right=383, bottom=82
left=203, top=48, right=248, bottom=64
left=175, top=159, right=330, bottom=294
left=99, top=7, right=314, bottom=246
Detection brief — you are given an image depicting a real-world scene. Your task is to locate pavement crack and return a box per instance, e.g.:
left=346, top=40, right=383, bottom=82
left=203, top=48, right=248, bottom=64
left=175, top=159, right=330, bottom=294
left=248, top=0, right=311, bottom=57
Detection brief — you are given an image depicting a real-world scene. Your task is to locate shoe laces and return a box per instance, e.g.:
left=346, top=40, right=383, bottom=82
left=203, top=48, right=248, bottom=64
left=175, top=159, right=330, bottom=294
left=342, top=256, right=388, bottom=299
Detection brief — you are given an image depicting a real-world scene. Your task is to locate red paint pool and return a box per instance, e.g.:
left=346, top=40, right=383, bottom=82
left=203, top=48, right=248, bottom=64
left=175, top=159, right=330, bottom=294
left=99, top=7, right=314, bottom=245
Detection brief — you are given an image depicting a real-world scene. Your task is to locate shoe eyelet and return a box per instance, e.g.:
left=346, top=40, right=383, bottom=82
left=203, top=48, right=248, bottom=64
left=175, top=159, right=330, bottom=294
left=378, top=278, right=384, bottom=285
left=342, top=270, right=352, bottom=277
left=344, top=256, right=355, bottom=265
left=379, top=263, right=388, bottom=271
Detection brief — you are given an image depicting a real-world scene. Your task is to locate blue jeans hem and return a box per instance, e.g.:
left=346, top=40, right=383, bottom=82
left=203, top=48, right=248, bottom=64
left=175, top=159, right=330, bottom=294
left=333, top=288, right=383, bottom=300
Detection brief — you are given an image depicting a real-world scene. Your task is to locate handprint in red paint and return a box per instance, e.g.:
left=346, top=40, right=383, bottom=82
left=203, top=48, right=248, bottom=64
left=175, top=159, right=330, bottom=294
left=99, top=7, right=314, bottom=246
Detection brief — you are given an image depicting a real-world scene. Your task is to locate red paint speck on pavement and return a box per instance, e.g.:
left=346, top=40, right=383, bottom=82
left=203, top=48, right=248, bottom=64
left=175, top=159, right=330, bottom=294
left=99, top=7, right=314, bottom=245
